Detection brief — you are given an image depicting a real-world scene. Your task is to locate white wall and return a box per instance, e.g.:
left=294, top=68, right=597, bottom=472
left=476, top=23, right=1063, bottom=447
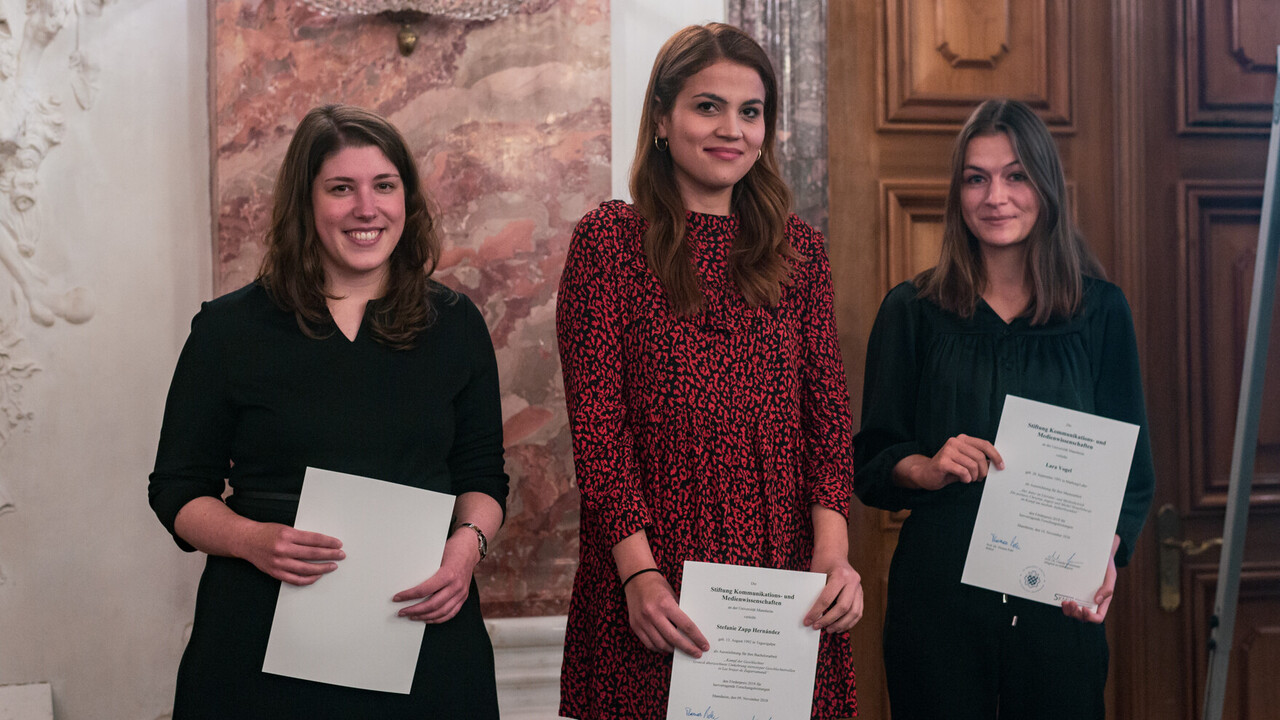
left=0, top=1, right=210, bottom=718
left=609, top=0, right=725, bottom=201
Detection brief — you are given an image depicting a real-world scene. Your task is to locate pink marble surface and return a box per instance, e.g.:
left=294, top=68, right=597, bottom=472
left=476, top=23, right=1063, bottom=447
left=212, top=0, right=609, bottom=617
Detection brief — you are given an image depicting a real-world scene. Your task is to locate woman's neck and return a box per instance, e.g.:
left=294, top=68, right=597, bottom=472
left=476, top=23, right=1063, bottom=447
left=980, top=245, right=1031, bottom=323
left=326, top=274, right=386, bottom=341
left=677, top=179, right=733, bottom=216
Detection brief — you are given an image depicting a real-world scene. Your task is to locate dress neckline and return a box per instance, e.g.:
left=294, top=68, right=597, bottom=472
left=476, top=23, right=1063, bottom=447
left=685, top=209, right=738, bottom=238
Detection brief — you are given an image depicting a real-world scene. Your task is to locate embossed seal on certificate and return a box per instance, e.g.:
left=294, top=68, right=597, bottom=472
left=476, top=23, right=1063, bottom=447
left=1019, top=567, right=1045, bottom=593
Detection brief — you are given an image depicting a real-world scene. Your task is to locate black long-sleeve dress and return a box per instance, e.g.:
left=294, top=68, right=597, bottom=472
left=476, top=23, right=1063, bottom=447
left=853, top=277, right=1155, bottom=719
left=149, top=282, right=508, bottom=719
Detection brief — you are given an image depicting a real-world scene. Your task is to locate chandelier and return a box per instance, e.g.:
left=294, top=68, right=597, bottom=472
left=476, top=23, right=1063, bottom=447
left=301, top=0, right=532, bottom=55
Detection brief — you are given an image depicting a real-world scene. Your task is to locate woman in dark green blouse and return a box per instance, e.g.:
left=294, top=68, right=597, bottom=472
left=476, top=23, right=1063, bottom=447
left=854, top=99, right=1154, bottom=719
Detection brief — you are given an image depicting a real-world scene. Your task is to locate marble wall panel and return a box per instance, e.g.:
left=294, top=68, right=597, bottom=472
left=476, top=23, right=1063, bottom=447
left=213, top=0, right=610, bottom=617
left=728, top=0, right=829, bottom=234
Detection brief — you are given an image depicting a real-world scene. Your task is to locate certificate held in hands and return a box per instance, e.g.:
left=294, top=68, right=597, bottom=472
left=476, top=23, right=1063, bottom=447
left=667, top=561, right=826, bottom=720
left=261, top=467, right=455, bottom=693
left=962, top=396, right=1139, bottom=609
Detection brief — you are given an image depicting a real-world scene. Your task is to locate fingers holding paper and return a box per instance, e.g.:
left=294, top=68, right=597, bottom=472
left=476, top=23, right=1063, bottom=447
left=173, top=497, right=344, bottom=587
left=804, top=558, right=864, bottom=634
left=393, top=530, right=478, bottom=623
left=242, top=523, right=345, bottom=587
left=624, top=570, right=710, bottom=658
left=1062, top=534, right=1120, bottom=624
left=934, top=434, right=1004, bottom=485
left=893, top=434, right=1004, bottom=491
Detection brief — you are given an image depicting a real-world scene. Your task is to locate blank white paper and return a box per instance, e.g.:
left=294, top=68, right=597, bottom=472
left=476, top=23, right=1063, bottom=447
left=261, top=467, right=455, bottom=694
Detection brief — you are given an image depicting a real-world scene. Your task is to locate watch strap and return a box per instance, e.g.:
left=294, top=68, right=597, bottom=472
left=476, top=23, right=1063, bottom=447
left=456, top=522, right=488, bottom=561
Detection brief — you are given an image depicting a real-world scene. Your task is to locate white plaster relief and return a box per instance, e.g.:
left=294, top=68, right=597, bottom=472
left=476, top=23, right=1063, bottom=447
left=0, top=309, right=38, bottom=440
left=0, top=308, right=37, bottom=523
left=0, top=0, right=109, bottom=568
left=0, top=0, right=104, bottom=329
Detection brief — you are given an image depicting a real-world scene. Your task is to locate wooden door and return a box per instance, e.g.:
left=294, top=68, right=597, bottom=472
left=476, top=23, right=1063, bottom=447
left=1116, top=0, right=1280, bottom=718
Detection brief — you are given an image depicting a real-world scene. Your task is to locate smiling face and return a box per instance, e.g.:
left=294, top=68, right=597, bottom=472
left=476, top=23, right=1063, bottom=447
left=656, top=60, right=766, bottom=215
left=311, top=144, right=406, bottom=294
left=960, top=132, right=1041, bottom=253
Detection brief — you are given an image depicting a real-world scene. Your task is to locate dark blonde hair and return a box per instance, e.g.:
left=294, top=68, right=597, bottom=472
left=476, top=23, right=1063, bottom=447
left=258, top=104, right=441, bottom=349
left=630, top=23, right=797, bottom=317
left=916, top=99, right=1104, bottom=324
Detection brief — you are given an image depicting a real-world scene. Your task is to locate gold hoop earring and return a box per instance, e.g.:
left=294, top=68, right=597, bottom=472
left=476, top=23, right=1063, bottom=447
left=654, top=136, right=669, bottom=152
left=757, top=149, right=762, bottom=161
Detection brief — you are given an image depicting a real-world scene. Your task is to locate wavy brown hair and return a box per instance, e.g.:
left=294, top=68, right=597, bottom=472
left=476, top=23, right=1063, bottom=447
left=257, top=104, right=441, bottom=349
left=630, top=23, right=797, bottom=317
left=916, top=99, right=1104, bottom=325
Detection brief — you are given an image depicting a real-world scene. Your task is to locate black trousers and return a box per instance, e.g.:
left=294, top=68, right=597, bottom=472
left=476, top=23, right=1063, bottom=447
left=883, top=516, right=1109, bottom=720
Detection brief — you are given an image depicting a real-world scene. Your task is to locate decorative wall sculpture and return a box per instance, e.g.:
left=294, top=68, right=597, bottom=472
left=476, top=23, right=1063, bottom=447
left=0, top=0, right=99, bottom=328
left=0, top=0, right=105, bottom=548
left=0, top=311, right=25, bottom=584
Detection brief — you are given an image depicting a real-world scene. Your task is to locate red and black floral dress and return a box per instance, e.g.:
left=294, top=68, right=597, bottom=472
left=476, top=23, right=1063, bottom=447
left=556, top=201, right=857, bottom=720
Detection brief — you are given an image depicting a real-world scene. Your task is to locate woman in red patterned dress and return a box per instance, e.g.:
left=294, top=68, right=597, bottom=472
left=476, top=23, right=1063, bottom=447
left=556, top=23, right=862, bottom=720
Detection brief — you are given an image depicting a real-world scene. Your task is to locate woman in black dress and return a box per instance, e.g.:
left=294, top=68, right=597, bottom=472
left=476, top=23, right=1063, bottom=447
left=854, top=99, right=1155, bottom=719
left=149, top=104, right=507, bottom=719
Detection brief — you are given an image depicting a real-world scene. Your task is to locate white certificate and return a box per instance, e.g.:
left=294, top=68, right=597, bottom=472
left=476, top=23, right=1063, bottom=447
left=667, top=561, right=826, bottom=720
left=962, top=395, right=1139, bottom=609
left=261, top=467, right=455, bottom=693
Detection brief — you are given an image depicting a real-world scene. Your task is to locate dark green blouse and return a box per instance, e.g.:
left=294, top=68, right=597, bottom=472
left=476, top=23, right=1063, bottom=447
left=853, top=277, right=1155, bottom=567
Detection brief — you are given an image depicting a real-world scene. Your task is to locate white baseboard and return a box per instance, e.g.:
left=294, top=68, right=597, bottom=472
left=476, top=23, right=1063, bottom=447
left=486, top=615, right=567, bottom=720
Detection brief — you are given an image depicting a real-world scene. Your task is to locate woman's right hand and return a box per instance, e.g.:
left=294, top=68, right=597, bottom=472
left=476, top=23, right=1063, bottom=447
left=623, top=570, right=709, bottom=658
left=894, top=434, right=1003, bottom=490
left=238, top=522, right=344, bottom=586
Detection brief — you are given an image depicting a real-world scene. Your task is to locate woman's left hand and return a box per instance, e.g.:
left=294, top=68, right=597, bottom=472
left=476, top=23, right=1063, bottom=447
left=804, top=554, right=865, bottom=634
left=1062, top=534, right=1121, bottom=624
left=393, top=530, right=480, bottom=623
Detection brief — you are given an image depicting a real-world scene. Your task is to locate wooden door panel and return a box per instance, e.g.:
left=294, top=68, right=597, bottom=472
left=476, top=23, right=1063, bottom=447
left=1186, top=565, right=1280, bottom=719
left=1180, top=182, right=1280, bottom=509
left=879, top=180, right=947, bottom=291
left=1179, top=0, right=1280, bottom=132
left=1128, top=0, right=1280, bottom=717
left=880, top=0, right=1073, bottom=130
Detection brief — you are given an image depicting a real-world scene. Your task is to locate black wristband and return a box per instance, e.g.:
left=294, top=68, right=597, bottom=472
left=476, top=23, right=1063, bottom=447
left=621, top=567, right=662, bottom=591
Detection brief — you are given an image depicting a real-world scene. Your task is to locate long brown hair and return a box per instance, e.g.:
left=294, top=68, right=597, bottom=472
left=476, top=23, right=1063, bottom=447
left=915, top=99, right=1104, bottom=324
left=630, top=23, right=796, bottom=317
left=257, top=104, right=441, bottom=349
